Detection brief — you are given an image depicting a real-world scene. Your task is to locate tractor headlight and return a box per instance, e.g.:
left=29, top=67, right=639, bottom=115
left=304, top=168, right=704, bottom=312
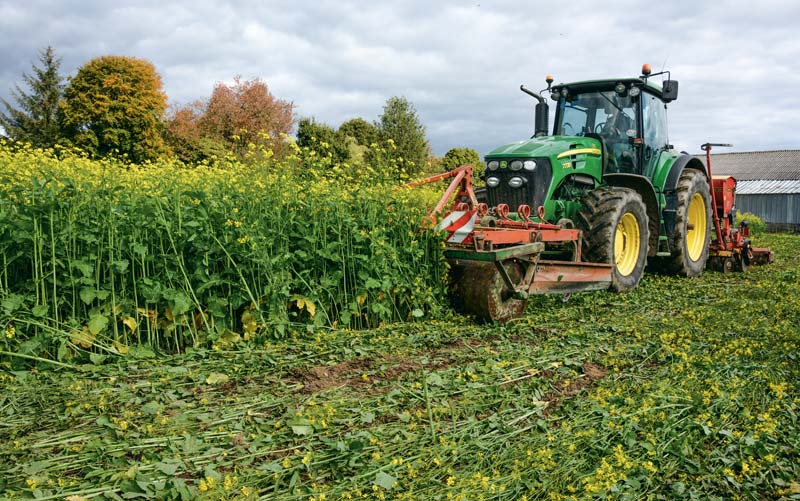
left=629, top=86, right=641, bottom=97
left=486, top=176, right=500, bottom=188
left=487, top=160, right=499, bottom=171
left=615, top=82, right=626, bottom=95
left=509, top=160, right=523, bottom=171
left=523, top=160, right=537, bottom=171
left=550, top=90, right=560, bottom=101
left=508, top=176, right=524, bottom=188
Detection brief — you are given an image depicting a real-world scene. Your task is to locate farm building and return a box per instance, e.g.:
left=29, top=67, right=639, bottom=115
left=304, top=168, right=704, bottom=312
left=699, top=149, right=800, bottom=232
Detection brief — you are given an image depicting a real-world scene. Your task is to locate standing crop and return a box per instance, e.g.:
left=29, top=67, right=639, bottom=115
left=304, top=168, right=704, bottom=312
left=0, top=139, right=448, bottom=363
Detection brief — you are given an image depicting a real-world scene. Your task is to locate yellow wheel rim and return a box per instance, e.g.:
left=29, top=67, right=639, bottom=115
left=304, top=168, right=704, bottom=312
left=614, top=212, right=640, bottom=276
left=686, top=193, right=707, bottom=261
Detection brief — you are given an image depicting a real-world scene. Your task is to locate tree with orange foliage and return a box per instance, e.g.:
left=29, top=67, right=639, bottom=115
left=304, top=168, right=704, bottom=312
left=166, top=77, right=295, bottom=164
left=164, top=100, right=228, bottom=164
left=60, top=56, right=168, bottom=162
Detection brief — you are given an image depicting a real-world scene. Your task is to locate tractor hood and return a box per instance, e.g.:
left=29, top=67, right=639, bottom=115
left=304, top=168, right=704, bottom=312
left=485, top=135, right=600, bottom=159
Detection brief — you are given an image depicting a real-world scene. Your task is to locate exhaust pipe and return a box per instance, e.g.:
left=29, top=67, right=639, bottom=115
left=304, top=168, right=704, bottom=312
left=520, top=85, right=549, bottom=137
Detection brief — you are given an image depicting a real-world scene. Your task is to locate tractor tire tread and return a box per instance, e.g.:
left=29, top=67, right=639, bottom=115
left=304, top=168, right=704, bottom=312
left=578, top=186, right=649, bottom=291
left=658, top=169, right=712, bottom=277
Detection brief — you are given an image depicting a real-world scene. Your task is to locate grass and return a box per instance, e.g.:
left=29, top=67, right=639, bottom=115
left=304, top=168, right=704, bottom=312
left=1, top=232, right=798, bottom=500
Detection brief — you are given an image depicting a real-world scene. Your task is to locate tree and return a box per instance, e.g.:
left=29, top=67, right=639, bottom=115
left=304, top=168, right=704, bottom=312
left=0, top=46, right=64, bottom=148
left=166, top=76, right=295, bottom=163
left=60, top=56, right=168, bottom=162
left=296, top=118, right=349, bottom=163
left=338, top=118, right=377, bottom=147
left=163, top=101, right=228, bottom=164
left=200, top=76, right=295, bottom=159
left=376, top=96, right=429, bottom=177
left=338, top=118, right=378, bottom=165
left=442, top=147, right=483, bottom=177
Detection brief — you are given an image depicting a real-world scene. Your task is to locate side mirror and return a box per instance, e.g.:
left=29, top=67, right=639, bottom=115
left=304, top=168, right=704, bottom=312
left=662, top=80, right=679, bottom=102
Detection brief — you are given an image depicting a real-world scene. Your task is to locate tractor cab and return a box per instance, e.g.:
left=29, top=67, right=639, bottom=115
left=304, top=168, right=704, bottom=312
left=549, top=67, right=677, bottom=178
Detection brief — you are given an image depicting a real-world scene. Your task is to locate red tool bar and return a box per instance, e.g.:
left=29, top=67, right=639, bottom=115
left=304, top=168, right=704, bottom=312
left=473, top=226, right=581, bottom=246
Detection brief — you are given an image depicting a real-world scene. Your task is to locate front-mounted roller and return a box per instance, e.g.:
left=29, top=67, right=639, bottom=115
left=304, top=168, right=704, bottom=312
left=448, top=259, right=528, bottom=323
left=446, top=249, right=613, bottom=323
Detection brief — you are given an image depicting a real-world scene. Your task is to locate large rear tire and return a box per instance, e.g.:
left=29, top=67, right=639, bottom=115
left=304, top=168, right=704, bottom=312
left=661, top=169, right=712, bottom=277
left=577, top=187, right=649, bottom=292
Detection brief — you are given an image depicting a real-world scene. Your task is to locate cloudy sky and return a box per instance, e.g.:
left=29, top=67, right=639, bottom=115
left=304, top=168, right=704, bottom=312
left=1, top=0, right=799, bottom=156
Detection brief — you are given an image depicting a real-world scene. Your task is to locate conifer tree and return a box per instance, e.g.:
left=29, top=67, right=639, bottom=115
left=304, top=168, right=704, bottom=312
left=0, top=46, right=65, bottom=148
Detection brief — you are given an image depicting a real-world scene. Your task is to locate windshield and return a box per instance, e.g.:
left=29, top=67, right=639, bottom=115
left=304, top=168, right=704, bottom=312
left=556, top=90, right=638, bottom=138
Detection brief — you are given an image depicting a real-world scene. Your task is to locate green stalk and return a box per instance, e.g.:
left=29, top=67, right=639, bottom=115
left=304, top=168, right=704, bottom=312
left=0, top=349, right=74, bottom=368
left=423, top=373, right=437, bottom=441
left=108, top=223, right=119, bottom=342
left=2, top=251, right=7, bottom=292
left=210, top=233, right=258, bottom=311
left=32, top=216, right=41, bottom=305
left=50, top=209, right=58, bottom=324
left=155, top=199, right=206, bottom=346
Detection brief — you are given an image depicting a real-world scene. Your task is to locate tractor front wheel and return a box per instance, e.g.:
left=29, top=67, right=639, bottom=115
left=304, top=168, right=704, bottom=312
left=578, top=187, right=649, bottom=291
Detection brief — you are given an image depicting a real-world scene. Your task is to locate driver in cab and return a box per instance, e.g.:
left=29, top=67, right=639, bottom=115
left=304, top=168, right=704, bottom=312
left=601, top=102, right=632, bottom=143
left=600, top=103, right=635, bottom=172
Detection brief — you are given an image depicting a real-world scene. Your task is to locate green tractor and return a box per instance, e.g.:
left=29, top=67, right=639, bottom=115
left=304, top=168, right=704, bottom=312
left=483, top=64, right=710, bottom=291
left=421, top=65, right=714, bottom=322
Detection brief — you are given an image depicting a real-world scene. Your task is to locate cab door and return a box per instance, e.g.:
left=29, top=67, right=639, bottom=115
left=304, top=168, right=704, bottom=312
left=641, top=91, right=669, bottom=178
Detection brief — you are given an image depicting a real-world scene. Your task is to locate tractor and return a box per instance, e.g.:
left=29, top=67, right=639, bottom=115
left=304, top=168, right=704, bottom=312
left=411, top=64, right=770, bottom=323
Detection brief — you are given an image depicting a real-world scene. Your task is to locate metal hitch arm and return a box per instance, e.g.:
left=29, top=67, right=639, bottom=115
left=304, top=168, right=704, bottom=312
left=405, top=165, right=479, bottom=221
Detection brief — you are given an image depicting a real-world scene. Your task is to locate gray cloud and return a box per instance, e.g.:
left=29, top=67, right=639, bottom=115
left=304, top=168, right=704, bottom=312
left=1, top=0, right=799, bottom=156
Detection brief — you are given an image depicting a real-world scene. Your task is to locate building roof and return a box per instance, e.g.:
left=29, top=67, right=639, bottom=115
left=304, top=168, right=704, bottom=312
left=697, top=149, right=800, bottom=181
left=736, top=179, right=800, bottom=195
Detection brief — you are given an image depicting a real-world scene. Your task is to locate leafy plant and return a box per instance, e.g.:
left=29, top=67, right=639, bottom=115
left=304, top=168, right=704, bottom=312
left=0, top=139, right=447, bottom=363
left=735, top=210, right=767, bottom=235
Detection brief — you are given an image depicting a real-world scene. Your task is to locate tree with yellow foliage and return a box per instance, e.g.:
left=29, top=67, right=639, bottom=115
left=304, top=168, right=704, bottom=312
left=60, top=56, right=168, bottom=162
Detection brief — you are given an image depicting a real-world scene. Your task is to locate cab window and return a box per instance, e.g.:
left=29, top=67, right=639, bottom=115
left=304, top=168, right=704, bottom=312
left=556, top=89, right=639, bottom=173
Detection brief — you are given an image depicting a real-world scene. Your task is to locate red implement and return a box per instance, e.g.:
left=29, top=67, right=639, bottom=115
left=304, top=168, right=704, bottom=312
left=407, top=165, right=613, bottom=322
left=701, top=144, right=774, bottom=272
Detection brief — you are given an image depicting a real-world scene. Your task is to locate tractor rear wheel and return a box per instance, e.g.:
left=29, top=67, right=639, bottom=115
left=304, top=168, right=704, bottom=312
left=448, top=261, right=527, bottom=323
left=661, top=169, right=712, bottom=277
left=577, top=186, right=649, bottom=291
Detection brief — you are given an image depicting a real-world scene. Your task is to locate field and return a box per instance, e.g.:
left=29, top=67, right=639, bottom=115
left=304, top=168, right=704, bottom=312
left=1, top=144, right=799, bottom=500
left=1, top=233, right=797, bottom=500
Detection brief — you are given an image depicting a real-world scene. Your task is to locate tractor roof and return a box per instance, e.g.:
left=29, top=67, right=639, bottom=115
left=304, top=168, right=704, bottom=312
left=553, top=77, right=665, bottom=98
